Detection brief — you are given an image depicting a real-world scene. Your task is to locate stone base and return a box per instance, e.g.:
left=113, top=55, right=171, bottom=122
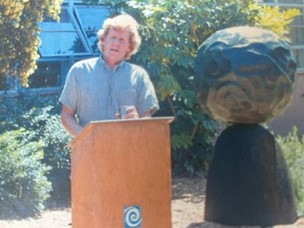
left=204, top=124, right=297, bottom=226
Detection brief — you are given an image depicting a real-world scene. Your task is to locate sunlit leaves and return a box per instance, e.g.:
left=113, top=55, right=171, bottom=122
left=276, top=127, right=304, bottom=215
left=157, top=74, right=181, bottom=101
left=253, top=5, right=301, bottom=41
left=171, top=134, right=193, bottom=150
left=0, top=0, right=63, bottom=87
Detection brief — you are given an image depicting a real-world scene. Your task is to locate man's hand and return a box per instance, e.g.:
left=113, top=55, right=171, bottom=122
left=116, top=105, right=139, bottom=119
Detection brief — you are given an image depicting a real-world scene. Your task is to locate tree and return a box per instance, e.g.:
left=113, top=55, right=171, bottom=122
left=248, top=3, right=300, bottom=41
left=0, top=0, right=63, bottom=87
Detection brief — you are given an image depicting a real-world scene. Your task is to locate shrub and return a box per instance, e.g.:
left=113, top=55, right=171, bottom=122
left=0, top=94, right=71, bottom=213
left=42, top=114, right=71, bottom=169
left=42, top=114, right=71, bottom=208
left=0, top=129, right=52, bottom=217
left=0, top=94, right=71, bottom=169
left=276, top=127, right=304, bottom=216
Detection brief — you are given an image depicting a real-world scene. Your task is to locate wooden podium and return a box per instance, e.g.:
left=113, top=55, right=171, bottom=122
left=71, top=117, right=174, bottom=228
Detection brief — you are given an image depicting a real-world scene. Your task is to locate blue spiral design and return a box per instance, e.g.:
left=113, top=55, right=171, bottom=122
left=124, top=206, right=142, bottom=228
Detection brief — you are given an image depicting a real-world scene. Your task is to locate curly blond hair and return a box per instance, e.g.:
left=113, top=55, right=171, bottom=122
left=97, top=14, right=141, bottom=60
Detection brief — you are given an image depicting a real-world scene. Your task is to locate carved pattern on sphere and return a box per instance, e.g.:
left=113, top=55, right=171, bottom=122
left=194, top=26, right=297, bottom=124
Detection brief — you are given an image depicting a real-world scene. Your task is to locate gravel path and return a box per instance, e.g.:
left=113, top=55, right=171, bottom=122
left=0, top=177, right=303, bottom=228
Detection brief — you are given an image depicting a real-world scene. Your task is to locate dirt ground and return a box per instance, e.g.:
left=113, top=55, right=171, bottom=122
left=0, top=176, right=303, bottom=228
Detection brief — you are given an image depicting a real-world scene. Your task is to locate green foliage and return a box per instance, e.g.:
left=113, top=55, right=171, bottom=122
left=171, top=134, right=193, bottom=150
left=83, top=0, right=125, bottom=5
left=0, top=94, right=71, bottom=215
left=249, top=4, right=301, bottom=41
left=0, top=129, right=52, bottom=217
left=276, top=127, right=304, bottom=216
left=42, top=114, right=71, bottom=169
left=0, top=94, right=71, bottom=169
left=0, top=0, right=63, bottom=87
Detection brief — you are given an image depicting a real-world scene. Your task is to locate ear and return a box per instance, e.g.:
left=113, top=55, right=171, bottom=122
left=127, top=42, right=132, bottom=52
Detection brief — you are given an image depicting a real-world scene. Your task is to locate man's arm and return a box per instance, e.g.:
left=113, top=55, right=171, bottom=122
left=139, top=110, right=153, bottom=118
left=61, top=105, right=83, bottom=137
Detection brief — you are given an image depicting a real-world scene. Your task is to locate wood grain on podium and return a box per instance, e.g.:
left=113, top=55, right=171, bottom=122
left=71, top=117, right=174, bottom=228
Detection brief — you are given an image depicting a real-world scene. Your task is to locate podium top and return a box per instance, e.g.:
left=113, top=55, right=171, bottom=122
left=89, top=116, right=174, bottom=125
left=71, top=116, right=174, bottom=147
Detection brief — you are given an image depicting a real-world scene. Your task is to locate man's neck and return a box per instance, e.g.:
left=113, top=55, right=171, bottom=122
left=101, top=55, right=124, bottom=70
left=102, top=56, right=122, bottom=69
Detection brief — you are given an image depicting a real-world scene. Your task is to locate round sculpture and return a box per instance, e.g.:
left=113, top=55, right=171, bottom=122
left=194, top=26, right=297, bottom=124
left=194, top=26, right=298, bottom=226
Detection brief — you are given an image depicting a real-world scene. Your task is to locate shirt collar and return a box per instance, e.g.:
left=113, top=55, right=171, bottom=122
left=99, top=54, right=126, bottom=72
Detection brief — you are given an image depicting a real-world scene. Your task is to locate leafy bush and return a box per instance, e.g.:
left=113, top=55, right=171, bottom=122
left=0, top=129, right=52, bottom=217
left=276, top=127, right=304, bottom=216
left=0, top=94, right=71, bottom=213
left=169, top=107, right=219, bottom=175
left=42, top=113, right=71, bottom=208
left=42, top=114, right=71, bottom=169
left=0, top=94, right=71, bottom=169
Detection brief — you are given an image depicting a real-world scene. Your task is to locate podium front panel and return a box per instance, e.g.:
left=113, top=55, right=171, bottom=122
left=71, top=117, right=173, bottom=228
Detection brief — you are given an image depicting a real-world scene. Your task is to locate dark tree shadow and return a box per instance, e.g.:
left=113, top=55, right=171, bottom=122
left=172, top=176, right=206, bottom=203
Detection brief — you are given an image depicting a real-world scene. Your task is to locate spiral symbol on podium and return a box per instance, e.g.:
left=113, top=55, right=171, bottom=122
left=124, top=205, right=142, bottom=228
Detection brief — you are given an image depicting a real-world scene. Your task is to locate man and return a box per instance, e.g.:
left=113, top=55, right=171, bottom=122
left=59, top=14, right=159, bottom=137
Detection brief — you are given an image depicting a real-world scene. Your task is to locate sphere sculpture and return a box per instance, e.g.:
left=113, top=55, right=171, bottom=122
left=195, top=26, right=296, bottom=123
left=194, top=26, right=298, bottom=226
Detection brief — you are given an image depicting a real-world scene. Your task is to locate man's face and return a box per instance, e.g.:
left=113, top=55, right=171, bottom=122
left=103, top=28, right=131, bottom=66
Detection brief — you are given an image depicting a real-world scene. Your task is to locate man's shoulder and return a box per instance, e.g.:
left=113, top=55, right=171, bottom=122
left=127, top=62, right=147, bottom=74
left=72, top=57, right=100, bottom=69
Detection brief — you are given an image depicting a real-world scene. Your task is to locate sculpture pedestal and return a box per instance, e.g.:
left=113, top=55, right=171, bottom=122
left=205, top=124, right=297, bottom=226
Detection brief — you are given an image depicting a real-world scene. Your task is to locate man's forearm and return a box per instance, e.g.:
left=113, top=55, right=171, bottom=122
left=61, top=112, right=83, bottom=137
